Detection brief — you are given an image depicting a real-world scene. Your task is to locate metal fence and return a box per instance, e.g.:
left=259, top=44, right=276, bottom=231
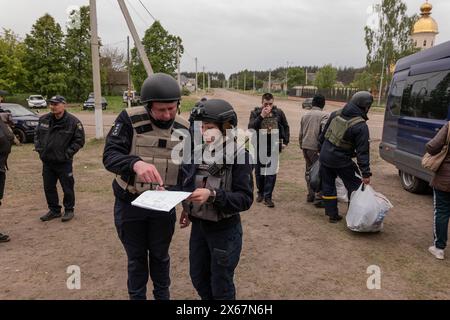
left=288, top=87, right=360, bottom=103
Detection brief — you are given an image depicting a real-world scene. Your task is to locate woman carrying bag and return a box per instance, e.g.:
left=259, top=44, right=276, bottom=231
left=425, top=121, right=450, bottom=260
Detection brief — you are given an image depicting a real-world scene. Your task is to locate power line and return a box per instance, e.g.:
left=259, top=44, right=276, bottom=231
left=138, top=0, right=157, bottom=21
left=126, top=0, right=152, bottom=30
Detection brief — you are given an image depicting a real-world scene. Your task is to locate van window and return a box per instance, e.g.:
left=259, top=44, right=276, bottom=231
left=401, top=70, right=450, bottom=120
left=401, top=80, right=427, bottom=117
left=388, top=80, right=405, bottom=116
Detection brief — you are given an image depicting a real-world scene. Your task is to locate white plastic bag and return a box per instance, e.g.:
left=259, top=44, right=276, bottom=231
left=346, top=184, right=393, bottom=232
left=336, top=177, right=348, bottom=203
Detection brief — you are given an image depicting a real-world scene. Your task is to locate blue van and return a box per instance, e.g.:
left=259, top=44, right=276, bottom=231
left=379, top=40, right=450, bottom=193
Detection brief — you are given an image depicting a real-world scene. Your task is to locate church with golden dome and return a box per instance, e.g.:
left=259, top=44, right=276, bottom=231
left=411, top=1, right=439, bottom=50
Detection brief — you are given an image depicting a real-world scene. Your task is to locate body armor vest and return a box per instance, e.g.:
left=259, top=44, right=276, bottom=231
left=188, top=160, right=233, bottom=222
left=324, top=110, right=365, bottom=150
left=115, top=106, right=189, bottom=194
left=260, top=112, right=278, bottom=133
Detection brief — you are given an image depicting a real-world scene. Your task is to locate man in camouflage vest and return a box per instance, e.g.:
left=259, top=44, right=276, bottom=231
left=248, top=93, right=290, bottom=208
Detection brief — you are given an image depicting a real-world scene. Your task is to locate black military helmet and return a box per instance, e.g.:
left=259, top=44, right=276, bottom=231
left=140, top=73, right=181, bottom=104
left=191, top=99, right=237, bottom=127
left=350, top=91, right=374, bottom=110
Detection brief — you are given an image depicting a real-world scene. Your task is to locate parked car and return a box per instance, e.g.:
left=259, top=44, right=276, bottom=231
left=83, top=97, right=107, bottom=110
left=379, top=40, right=450, bottom=193
left=123, top=90, right=141, bottom=106
left=302, top=98, right=313, bottom=109
left=0, top=103, right=40, bottom=143
left=27, top=95, right=47, bottom=109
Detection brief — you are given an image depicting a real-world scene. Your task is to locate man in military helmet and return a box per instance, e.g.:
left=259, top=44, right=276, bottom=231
left=318, top=91, right=373, bottom=223
left=103, top=73, right=190, bottom=300
left=248, top=93, right=290, bottom=208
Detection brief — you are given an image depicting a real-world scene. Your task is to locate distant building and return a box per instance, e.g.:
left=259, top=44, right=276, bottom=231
left=263, top=80, right=285, bottom=92
left=411, top=1, right=439, bottom=50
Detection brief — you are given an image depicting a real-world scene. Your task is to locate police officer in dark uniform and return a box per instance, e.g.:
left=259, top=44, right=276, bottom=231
left=248, top=93, right=289, bottom=208
left=179, top=99, right=253, bottom=300
left=0, top=110, right=14, bottom=242
left=103, top=73, right=190, bottom=300
left=319, top=91, right=373, bottom=223
left=35, top=95, right=85, bottom=222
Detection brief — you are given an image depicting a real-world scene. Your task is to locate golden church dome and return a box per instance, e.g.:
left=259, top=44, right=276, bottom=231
left=413, top=1, right=438, bottom=34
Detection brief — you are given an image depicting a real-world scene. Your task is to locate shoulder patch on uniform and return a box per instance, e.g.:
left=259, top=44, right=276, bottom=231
left=77, top=122, right=83, bottom=130
left=111, top=123, right=123, bottom=136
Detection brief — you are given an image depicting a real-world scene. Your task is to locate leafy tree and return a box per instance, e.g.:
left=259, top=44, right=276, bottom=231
left=0, top=29, right=27, bottom=93
left=65, top=6, right=92, bottom=101
left=287, top=67, right=305, bottom=87
left=131, top=21, right=183, bottom=92
left=314, top=65, right=337, bottom=89
left=24, top=14, right=66, bottom=97
left=364, top=0, right=418, bottom=85
left=351, top=70, right=374, bottom=90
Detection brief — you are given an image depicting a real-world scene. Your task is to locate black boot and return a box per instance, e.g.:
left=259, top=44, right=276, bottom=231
left=0, top=232, right=10, bottom=243
left=61, top=210, right=74, bottom=222
left=40, top=210, right=62, bottom=222
left=264, top=198, right=275, bottom=208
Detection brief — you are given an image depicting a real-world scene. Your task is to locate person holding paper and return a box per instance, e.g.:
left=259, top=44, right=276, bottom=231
left=103, top=73, right=190, bottom=300
left=180, top=99, right=254, bottom=300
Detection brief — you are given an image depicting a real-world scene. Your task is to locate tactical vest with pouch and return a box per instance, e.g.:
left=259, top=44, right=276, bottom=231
left=260, top=112, right=278, bottom=134
left=115, top=106, right=189, bottom=194
left=324, top=110, right=365, bottom=150
left=188, top=161, right=233, bottom=222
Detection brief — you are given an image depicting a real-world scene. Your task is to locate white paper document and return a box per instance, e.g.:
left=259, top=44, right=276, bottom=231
left=131, top=190, right=192, bottom=212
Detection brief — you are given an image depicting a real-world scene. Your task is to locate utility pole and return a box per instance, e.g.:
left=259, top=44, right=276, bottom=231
left=244, top=73, right=246, bottom=92
left=253, top=71, right=256, bottom=92
left=236, top=75, right=239, bottom=90
left=208, top=73, right=211, bottom=91
left=202, top=66, right=205, bottom=92
left=378, top=52, right=386, bottom=107
left=117, top=0, right=153, bottom=76
left=127, top=36, right=131, bottom=108
left=285, top=61, right=289, bottom=96
left=268, top=69, right=272, bottom=94
left=89, top=0, right=103, bottom=139
left=305, top=69, right=308, bottom=86
left=177, top=38, right=181, bottom=88
left=195, top=57, right=198, bottom=94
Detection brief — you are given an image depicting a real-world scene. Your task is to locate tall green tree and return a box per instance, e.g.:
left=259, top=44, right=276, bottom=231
left=287, top=67, right=305, bottom=88
left=351, top=70, right=374, bottom=90
left=131, top=21, right=183, bottom=92
left=0, top=29, right=27, bottom=93
left=314, top=65, right=337, bottom=89
left=364, top=0, right=418, bottom=83
left=24, top=14, right=66, bottom=97
left=65, top=6, right=92, bottom=101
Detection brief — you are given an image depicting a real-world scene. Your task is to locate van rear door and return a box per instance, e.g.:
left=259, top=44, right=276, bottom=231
left=395, top=68, right=450, bottom=181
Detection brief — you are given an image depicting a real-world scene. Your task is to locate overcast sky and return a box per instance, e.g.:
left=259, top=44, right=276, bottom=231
left=1, top=0, right=448, bottom=77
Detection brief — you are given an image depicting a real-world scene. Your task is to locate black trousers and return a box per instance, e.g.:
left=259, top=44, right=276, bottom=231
left=42, top=162, right=75, bottom=213
left=255, top=162, right=277, bottom=200
left=0, top=171, right=5, bottom=201
left=189, top=220, right=242, bottom=300
left=115, top=198, right=176, bottom=300
left=320, top=162, right=361, bottom=218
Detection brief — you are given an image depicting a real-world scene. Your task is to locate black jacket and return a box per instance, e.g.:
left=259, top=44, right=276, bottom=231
left=34, top=111, right=85, bottom=163
left=248, top=106, right=290, bottom=145
left=319, top=102, right=371, bottom=178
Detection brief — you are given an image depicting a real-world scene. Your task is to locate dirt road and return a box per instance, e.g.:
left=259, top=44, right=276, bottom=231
left=0, top=90, right=448, bottom=300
